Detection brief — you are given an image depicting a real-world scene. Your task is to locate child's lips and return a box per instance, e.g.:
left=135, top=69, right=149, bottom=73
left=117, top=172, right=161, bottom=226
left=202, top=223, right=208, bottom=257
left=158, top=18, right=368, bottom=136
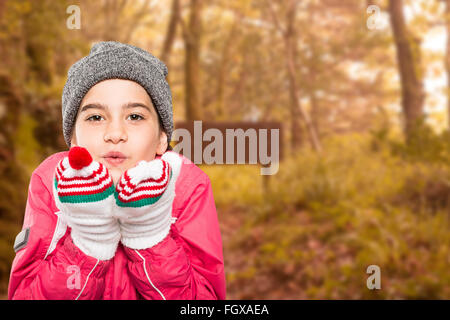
left=104, top=157, right=126, bottom=166
left=102, top=151, right=128, bottom=167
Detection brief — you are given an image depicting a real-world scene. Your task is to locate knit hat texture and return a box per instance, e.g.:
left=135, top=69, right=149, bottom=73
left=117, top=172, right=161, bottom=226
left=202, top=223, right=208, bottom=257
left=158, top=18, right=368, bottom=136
left=62, top=41, right=173, bottom=148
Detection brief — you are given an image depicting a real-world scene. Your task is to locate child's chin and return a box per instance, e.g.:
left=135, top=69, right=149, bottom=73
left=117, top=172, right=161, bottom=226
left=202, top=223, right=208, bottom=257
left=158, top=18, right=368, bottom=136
left=101, top=162, right=122, bottom=176
left=107, top=168, right=123, bottom=186
left=104, top=165, right=123, bottom=174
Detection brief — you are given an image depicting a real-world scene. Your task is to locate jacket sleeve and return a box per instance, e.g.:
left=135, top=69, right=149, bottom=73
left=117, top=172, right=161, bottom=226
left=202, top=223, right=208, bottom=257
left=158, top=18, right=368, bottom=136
left=8, top=172, right=111, bottom=300
left=122, top=173, right=226, bottom=300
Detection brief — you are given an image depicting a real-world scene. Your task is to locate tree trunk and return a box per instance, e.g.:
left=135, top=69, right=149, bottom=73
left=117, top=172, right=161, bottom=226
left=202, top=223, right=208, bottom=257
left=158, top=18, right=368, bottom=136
left=285, top=3, right=303, bottom=150
left=182, top=0, right=203, bottom=121
left=216, top=20, right=237, bottom=121
left=388, top=0, right=425, bottom=142
left=0, top=73, right=27, bottom=223
left=284, top=0, right=322, bottom=153
left=160, top=0, right=181, bottom=70
left=306, top=7, right=321, bottom=141
left=445, top=0, right=450, bottom=130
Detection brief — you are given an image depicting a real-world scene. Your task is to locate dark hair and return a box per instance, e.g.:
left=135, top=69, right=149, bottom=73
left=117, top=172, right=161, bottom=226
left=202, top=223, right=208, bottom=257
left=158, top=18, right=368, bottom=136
left=157, top=115, right=173, bottom=151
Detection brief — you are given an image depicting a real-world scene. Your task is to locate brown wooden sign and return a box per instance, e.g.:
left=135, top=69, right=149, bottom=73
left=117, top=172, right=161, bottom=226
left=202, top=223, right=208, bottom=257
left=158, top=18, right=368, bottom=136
left=171, top=121, right=283, bottom=175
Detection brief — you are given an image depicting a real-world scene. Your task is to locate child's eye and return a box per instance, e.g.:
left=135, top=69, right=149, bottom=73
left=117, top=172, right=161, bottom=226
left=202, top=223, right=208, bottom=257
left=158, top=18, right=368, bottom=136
left=128, top=114, right=144, bottom=121
left=86, top=115, right=103, bottom=121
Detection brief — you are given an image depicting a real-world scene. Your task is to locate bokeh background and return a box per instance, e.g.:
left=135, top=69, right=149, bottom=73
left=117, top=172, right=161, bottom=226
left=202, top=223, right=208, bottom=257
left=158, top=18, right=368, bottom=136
left=0, top=0, right=449, bottom=299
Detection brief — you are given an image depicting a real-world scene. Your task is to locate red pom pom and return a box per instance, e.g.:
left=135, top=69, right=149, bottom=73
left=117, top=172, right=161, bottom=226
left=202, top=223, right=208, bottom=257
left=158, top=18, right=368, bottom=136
left=68, top=146, right=93, bottom=170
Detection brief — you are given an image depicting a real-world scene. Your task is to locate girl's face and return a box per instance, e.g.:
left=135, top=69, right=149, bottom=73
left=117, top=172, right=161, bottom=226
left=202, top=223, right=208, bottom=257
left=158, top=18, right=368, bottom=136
left=71, top=79, right=167, bottom=186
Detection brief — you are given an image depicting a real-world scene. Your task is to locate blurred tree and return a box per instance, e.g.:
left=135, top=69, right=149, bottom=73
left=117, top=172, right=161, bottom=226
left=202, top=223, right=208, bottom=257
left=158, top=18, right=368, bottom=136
left=0, top=73, right=26, bottom=223
left=388, top=0, right=426, bottom=143
left=214, top=15, right=237, bottom=121
left=264, top=0, right=322, bottom=152
left=445, top=0, right=450, bottom=129
left=181, top=0, right=204, bottom=121
left=0, top=73, right=27, bottom=292
left=160, top=0, right=181, bottom=73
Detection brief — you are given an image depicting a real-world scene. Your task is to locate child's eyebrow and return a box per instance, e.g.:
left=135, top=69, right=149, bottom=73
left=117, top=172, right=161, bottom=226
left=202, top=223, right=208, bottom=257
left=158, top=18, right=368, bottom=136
left=80, top=102, right=153, bottom=114
left=79, top=103, right=107, bottom=113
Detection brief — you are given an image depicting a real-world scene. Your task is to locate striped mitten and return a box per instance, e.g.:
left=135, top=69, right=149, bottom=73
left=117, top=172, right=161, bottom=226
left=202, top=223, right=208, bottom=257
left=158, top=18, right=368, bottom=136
left=113, top=151, right=182, bottom=250
left=52, top=146, right=121, bottom=260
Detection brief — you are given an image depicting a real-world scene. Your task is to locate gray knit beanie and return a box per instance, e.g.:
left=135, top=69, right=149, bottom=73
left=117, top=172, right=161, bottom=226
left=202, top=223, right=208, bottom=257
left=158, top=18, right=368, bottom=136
left=62, top=41, right=173, bottom=148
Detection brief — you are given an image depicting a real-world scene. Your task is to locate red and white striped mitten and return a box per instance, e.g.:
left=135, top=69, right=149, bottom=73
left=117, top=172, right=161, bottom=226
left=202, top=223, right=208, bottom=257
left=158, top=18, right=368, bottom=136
left=52, top=146, right=120, bottom=260
left=113, top=151, right=182, bottom=250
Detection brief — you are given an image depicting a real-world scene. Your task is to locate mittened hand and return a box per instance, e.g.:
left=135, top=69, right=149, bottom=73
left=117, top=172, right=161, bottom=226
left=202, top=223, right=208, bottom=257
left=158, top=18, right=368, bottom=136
left=53, top=146, right=121, bottom=260
left=114, top=157, right=171, bottom=209
left=53, top=148, right=183, bottom=256
left=113, top=151, right=182, bottom=250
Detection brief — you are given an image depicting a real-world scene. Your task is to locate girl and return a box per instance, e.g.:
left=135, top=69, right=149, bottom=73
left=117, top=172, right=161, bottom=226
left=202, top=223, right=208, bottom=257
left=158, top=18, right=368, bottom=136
left=8, top=41, right=226, bottom=300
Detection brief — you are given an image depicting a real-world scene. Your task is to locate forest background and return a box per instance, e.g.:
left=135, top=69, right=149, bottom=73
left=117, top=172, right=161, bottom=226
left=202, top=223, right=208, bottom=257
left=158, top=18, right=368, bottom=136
left=0, top=0, right=449, bottom=299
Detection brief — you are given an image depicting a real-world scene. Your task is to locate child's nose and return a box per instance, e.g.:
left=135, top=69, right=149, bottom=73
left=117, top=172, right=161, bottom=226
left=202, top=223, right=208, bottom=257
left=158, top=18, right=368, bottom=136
left=104, top=122, right=127, bottom=143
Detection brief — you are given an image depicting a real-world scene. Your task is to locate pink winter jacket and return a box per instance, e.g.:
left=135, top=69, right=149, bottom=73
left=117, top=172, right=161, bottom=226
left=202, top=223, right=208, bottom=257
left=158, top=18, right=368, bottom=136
left=8, top=151, right=226, bottom=300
